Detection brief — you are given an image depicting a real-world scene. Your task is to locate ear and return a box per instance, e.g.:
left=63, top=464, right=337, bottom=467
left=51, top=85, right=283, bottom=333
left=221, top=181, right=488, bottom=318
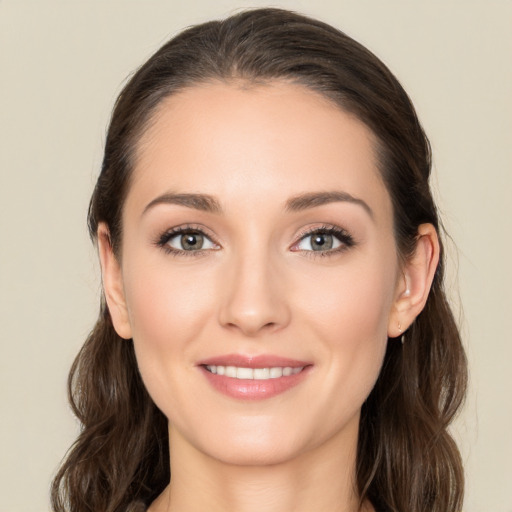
left=388, top=223, right=440, bottom=338
left=97, top=223, right=133, bottom=339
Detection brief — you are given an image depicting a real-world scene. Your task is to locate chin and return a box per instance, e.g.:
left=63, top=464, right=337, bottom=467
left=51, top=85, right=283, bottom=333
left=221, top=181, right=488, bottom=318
left=208, top=435, right=305, bottom=467
left=181, top=409, right=358, bottom=468
left=169, top=414, right=309, bottom=467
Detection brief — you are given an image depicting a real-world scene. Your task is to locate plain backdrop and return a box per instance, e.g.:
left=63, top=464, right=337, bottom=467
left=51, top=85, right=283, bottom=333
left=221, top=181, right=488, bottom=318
left=1, top=1, right=511, bottom=511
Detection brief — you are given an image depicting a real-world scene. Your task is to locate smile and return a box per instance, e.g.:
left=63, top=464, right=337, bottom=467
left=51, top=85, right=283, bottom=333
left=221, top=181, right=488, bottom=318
left=205, top=365, right=304, bottom=380
left=199, top=356, right=311, bottom=400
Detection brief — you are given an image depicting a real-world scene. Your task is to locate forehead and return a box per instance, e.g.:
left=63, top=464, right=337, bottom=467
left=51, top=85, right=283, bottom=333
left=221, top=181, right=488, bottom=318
left=126, top=81, right=391, bottom=223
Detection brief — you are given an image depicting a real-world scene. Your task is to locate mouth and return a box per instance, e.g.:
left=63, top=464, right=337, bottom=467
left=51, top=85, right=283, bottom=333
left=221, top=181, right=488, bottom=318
left=198, top=354, right=312, bottom=400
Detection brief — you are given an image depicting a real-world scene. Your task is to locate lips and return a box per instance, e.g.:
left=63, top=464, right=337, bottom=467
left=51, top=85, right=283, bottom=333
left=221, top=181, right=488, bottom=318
left=197, top=353, right=312, bottom=400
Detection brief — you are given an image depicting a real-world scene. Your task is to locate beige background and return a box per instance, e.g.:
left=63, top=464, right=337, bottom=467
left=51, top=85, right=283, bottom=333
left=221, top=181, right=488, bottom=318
left=1, top=1, right=511, bottom=511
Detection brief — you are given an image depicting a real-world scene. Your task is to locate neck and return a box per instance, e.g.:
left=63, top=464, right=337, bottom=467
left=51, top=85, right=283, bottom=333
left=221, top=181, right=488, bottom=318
left=150, top=421, right=373, bottom=512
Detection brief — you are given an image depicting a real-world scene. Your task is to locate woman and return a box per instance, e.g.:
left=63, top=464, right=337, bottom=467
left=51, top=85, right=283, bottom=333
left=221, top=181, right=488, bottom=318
left=51, top=8, right=467, bottom=512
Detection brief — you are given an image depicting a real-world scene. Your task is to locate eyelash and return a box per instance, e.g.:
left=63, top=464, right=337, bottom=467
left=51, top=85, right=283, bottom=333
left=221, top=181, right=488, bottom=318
left=154, top=224, right=219, bottom=257
left=291, top=225, right=355, bottom=258
left=154, top=224, right=355, bottom=258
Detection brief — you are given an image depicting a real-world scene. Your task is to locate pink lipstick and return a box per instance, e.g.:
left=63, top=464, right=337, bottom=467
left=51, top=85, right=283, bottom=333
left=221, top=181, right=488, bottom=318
left=197, top=354, right=312, bottom=400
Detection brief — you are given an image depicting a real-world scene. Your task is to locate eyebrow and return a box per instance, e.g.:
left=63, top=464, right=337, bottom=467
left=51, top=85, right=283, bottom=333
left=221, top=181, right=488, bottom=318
left=285, top=191, right=374, bottom=218
left=142, top=190, right=373, bottom=218
left=143, top=192, right=222, bottom=215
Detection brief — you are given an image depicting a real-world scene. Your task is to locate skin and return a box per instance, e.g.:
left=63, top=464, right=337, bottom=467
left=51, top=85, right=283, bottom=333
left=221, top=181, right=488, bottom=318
left=98, top=81, right=439, bottom=512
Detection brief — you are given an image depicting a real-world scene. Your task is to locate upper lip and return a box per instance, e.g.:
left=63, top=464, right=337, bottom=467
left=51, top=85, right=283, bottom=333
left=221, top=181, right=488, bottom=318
left=198, top=353, right=311, bottom=368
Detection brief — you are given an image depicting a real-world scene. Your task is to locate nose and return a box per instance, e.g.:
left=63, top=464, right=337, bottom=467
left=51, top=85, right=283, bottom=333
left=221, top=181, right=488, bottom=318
left=217, top=250, right=291, bottom=337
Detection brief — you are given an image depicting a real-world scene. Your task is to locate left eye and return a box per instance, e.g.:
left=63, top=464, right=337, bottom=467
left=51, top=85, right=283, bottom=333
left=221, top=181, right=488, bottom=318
left=295, top=231, right=345, bottom=251
left=166, top=231, right=217, bottom=251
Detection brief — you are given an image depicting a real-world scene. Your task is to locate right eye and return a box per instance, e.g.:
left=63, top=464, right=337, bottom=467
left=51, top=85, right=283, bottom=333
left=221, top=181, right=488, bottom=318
left=155, top=226, right=220, bottom=256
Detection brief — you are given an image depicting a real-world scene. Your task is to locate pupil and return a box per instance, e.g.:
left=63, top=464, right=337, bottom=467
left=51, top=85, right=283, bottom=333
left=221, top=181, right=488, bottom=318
left=181, top=233, right=203, bottom=250
left=312, top=233, right=333, bottom=250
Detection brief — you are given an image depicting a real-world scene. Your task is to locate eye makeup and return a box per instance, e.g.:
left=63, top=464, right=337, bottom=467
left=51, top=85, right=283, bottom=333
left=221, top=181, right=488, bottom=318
left=290, top=224, right=356, bottom=258
left=153, top=221, right=356, bottom=259
left=153, top=224, right=220, bottom=257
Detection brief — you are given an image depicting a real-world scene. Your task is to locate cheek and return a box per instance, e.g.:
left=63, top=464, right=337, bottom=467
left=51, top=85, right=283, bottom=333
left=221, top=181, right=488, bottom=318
left=298, top=253, right=397, bottom=342
left=124, top=256, right=215, bottom=345
left=294, top=251, right=397, bottom=401
left=121, top=256, right=218, bottom=406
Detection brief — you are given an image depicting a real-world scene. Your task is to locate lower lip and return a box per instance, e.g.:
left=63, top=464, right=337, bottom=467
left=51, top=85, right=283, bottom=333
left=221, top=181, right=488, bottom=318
left=199, top=366, right=311, bottom=400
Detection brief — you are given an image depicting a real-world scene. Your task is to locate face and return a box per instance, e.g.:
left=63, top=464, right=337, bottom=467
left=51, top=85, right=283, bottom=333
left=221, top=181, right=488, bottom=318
left=103, top=81, right=406, bottom=466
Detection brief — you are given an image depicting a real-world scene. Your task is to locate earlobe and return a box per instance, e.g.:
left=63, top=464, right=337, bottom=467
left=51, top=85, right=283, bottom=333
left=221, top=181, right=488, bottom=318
left=97, top=223, right=133, bottom=340
left=388, top=223, right=440, bottom=338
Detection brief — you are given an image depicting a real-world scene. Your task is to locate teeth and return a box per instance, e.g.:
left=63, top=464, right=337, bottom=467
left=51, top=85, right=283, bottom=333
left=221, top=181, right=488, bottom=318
left=225, top=366, right=237, bottom=378
left=205, top=365, right=304, bottom=380
left=236, top=367, right=253, bottom=379
left=270, top=367, right=282, bottom=378
left=254, top=368, right=270, bottom=380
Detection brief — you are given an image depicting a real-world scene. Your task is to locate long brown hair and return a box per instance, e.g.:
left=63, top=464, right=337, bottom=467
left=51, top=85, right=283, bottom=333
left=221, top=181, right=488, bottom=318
left=51, top=8, right=467, bottom=512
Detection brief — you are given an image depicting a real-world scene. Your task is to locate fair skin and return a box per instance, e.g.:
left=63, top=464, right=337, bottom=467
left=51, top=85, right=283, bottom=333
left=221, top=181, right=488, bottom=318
left=98, top=82, right=439, bottom=512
